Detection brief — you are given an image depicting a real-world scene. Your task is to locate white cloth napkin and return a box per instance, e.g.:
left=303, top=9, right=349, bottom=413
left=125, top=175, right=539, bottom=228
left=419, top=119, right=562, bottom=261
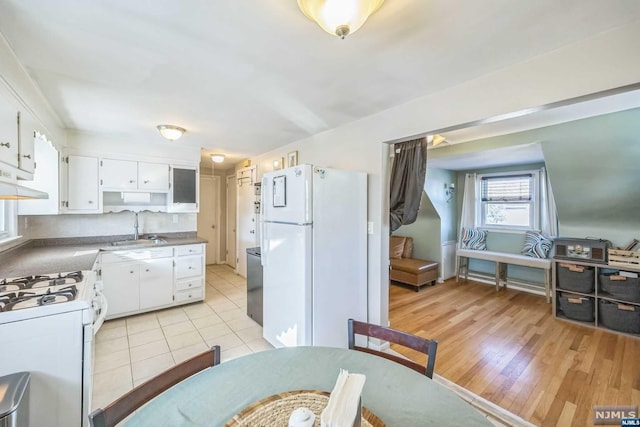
left=321, top=369, right=366, bottom=427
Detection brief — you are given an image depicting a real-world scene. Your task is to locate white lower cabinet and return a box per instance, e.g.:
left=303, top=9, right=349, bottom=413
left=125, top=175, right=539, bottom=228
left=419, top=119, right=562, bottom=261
left=175, top=244, right=205, bottom=304
left=100, top=243, right=205, bottom=319
left=102, top=262, right=141, bottom=317
left=139, top=258, right=174, bottom=310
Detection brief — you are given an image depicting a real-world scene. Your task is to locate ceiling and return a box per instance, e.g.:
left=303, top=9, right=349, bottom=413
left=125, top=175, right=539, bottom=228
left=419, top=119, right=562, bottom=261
left=1, top=1, right=640, bottom=170
left=427, top=87, right=640, bottom=170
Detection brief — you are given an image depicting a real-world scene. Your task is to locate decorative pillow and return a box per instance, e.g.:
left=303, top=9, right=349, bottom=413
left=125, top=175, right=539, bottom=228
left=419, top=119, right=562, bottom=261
left=521, top=231, right=553, bottom=258
left=389, top=236, right=406, bottom=259
left=461, top=228, right=487, bottom=250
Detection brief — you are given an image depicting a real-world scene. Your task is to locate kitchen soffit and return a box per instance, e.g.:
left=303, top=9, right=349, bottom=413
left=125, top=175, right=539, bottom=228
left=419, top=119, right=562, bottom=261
left=0, top=1, right=639, bottom=160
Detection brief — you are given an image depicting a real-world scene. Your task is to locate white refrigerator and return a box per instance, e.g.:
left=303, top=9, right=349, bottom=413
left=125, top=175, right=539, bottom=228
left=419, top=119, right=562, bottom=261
left=261, top=164, right=368, bottom=348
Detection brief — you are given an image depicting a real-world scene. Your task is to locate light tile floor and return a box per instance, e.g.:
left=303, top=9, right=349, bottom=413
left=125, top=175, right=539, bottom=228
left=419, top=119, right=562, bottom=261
left=92, top=264, right=272, bottom=410
left=92, top=265, right=531, bottom=426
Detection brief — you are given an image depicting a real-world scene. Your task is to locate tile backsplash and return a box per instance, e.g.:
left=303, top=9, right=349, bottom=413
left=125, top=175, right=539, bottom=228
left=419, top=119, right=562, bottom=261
left=20, top=212, right=197, bottom=239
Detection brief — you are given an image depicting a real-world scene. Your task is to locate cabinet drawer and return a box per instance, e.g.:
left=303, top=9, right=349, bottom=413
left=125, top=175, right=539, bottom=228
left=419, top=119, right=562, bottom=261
left=175, top=278, right=204, bottom=292
left=175, top=244, right=203, bottom=256
left=175, top=287, right=204, bottom=303
left=101, top=247, right=173, bottom=264
left=176, top=255, right=203, bottom=279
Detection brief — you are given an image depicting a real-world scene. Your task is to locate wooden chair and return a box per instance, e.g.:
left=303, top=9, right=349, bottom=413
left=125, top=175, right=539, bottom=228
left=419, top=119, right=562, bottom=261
left=348, top=319, right=437, bottom=379
left=88, top=345, right=221, bottom=427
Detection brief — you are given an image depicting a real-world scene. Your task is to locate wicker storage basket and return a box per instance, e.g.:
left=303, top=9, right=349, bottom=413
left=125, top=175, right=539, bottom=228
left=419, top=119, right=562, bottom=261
left=558, top=294, right=594, bottom=322
left=599, top=300, right=640, bottom=334
left=557, top=264, right=595, bottom=293
left=599, top=273, right=640, bottom=303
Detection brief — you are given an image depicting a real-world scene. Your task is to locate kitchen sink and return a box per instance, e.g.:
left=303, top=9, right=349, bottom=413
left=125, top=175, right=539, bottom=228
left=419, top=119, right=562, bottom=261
left=109, top=238, right=167, bottom=247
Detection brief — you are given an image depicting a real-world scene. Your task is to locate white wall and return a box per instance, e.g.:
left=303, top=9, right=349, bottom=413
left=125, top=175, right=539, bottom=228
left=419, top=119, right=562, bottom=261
left=243, top=21, right=640, bottom=327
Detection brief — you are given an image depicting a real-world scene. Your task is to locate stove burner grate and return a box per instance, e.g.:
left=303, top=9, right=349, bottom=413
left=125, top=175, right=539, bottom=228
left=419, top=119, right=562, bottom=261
left=0, top=285, right=78, bottom=312
left=0, top=271, right=84, bottom=291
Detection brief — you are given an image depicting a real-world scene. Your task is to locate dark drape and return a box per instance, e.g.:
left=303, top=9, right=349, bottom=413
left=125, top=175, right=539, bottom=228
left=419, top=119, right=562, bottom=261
left=389, top=138, right=428, bottom=233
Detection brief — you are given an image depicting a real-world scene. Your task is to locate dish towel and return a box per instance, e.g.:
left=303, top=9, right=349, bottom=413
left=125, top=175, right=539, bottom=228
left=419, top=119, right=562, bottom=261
left=320, top=369, right=366, bottom=427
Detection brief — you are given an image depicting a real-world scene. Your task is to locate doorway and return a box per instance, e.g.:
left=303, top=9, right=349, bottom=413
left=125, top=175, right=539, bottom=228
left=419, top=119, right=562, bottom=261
left=226, top=174, right=237, bottom=269
left=198, top=175, right=220, bottom=265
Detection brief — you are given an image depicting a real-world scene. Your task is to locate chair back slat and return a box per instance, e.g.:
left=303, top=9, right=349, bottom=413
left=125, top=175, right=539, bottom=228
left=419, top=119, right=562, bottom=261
left=348, top=319, right=437, bottom=378
left=89, top=345, right=220, bottom=427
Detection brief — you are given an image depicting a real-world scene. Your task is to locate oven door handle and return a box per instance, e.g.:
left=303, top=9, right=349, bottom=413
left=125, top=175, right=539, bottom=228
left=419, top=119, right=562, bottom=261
left=93, top=290, right=108, bottom=335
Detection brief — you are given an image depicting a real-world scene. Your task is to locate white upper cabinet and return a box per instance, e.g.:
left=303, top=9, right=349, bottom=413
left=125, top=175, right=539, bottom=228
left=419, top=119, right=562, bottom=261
left=138, top=162, right=169, bottom=191
left=66, top=154, right=100, bottom=211
left=0, top=85, right=19, bottom=168
left=17, top=111, right=35, bottom=174
left=101, top=158, right=138, bottom=190
left=100, top=159, right=169, bottom=191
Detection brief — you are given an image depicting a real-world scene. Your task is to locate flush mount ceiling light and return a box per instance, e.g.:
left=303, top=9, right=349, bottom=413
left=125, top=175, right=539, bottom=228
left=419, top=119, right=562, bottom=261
left=297, top=0, right=385, bottom=39
left=211, top=154, right=225, bottom=163
left=157, top=124, right=186, bottom=141
left=427, top=134, right=448, bottom=147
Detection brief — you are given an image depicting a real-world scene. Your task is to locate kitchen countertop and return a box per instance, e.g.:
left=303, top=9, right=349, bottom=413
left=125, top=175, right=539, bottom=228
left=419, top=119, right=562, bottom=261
left=0, top=233, right=207, bottom=278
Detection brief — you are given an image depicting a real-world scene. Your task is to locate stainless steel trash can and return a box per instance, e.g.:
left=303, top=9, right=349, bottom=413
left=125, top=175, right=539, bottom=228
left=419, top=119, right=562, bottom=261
left=0, top=372, right=30, bottom=427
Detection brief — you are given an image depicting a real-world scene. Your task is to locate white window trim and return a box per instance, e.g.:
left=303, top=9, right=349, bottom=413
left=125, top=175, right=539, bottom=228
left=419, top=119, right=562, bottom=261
left=475, top=170, right=540, bottom=232
left=0, top=200, right=19, bottom=244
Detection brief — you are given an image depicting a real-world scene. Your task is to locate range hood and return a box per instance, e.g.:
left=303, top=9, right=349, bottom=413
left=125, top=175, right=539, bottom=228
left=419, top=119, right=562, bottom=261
left=0, top=181, right=49, bottom=200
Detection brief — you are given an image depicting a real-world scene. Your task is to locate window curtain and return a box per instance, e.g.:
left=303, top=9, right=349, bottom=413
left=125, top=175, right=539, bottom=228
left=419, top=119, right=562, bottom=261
left=540, top=166, right=558, bottom=236
left=389, top=138, right=428, bottom=233
left=458, top=173, right=477, bottom=248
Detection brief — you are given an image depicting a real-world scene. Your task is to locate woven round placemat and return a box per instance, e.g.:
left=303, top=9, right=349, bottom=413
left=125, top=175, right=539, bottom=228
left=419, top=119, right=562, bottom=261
left=224, top=390, right=385, bottom=427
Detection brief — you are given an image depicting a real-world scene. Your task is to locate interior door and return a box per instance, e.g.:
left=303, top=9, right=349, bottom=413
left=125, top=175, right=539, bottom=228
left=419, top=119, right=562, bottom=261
left=226, top=175, right=237, bottom=268
left=236, top=170, right=257, bottom=277
left=197, top=175, right=219, bottom=264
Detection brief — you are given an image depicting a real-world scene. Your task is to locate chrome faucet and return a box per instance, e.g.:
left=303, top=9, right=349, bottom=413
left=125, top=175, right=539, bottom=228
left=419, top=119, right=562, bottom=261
left=134, top=212, right=139, bottom=240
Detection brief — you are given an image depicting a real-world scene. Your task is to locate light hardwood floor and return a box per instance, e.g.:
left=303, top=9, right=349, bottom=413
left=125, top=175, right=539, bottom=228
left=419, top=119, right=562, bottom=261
left=389, top=278, right=640, bottom=427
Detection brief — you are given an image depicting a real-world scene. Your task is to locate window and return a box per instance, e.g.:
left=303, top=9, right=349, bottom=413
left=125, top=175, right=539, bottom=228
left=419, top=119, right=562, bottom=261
left=0, top=200, right=17, bottom=241
left=478, top=171, right=539, bottom=230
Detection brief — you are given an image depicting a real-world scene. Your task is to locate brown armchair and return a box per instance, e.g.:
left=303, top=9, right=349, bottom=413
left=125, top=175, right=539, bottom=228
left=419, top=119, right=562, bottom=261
left=389, top=236, right=438, bottom=291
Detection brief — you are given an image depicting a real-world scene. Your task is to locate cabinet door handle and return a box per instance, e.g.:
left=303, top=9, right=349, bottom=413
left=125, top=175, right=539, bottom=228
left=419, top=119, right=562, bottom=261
left=129, top=180, right=135, bottom=183
left=188, top=266, right=193, bottom=270
left=88, top=200, right=94, bottom=204
left=22, top=154, right=31, bottom=159
left=188, top=283, right=192, bottom=287
left=144, top=180, right=150, bottom=184
left=130, top=270, right=135, bottom=274
left=0, top=142, right=10, bottom=148
left=145, top=269, right=150, bottom=272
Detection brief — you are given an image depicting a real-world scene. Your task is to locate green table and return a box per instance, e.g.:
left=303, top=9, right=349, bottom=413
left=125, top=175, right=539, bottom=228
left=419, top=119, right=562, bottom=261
left=124, top=347, right=491, bottom=426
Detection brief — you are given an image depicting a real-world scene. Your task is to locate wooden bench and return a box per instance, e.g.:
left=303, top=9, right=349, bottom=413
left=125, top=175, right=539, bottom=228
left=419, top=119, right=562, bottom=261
left=456, top=248, right=552, bottom=302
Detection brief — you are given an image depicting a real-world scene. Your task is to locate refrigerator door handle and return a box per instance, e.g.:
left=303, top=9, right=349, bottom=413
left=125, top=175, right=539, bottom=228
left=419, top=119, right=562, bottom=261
left=261, top=222, right=267, bottom=267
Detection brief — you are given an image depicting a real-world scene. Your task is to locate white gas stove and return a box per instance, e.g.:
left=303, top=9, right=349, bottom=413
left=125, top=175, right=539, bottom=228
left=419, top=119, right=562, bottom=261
left=0, top=270, right=103, bottom=427
left=0, top=271, right=94, bottom=323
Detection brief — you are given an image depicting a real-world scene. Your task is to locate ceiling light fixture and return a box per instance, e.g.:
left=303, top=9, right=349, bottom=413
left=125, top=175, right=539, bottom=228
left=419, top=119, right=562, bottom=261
left=427, top=134, right=448, bottom=147
left=211, top=154, right=225, bottom=163
left=157, top=124, right=186, bottom=141
left=297, top=0, right=385, bottom=39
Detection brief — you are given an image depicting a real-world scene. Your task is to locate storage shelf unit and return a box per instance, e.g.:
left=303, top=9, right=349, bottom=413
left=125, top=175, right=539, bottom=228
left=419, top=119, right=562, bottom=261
left=552, top=258, right=640, bottom=338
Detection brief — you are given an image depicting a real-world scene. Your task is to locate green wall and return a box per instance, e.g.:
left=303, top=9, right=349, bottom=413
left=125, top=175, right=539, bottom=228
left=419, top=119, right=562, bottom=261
left=391, top=167, right=457, bottom=269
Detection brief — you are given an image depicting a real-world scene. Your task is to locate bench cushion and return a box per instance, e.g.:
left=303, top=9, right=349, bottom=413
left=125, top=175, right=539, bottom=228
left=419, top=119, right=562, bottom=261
left=457, top=249, right=551, bottom=269
left=391, top=258, right=439, bottom=274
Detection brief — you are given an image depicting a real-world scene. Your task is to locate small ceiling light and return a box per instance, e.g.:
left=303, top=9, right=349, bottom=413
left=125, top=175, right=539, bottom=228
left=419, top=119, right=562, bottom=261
left=297, top=0, right=384, bottom=39
left=157, top=124, right=186, bottom=141
left=211, top=154, right=225, bottom=163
